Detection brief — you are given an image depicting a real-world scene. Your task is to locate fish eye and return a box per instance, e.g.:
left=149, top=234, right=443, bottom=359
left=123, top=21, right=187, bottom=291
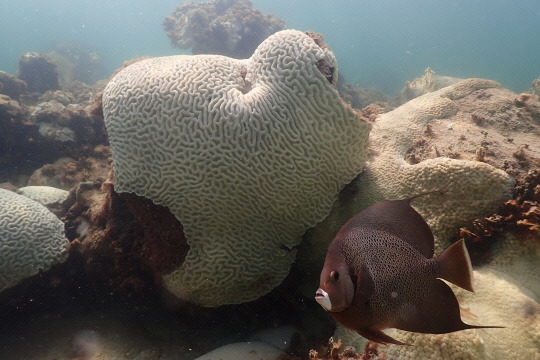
left=330, top=271, right=339, bottom=281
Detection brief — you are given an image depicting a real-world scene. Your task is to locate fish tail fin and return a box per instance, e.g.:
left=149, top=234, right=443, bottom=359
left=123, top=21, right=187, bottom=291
left=436, top=239, right=474, bottom=292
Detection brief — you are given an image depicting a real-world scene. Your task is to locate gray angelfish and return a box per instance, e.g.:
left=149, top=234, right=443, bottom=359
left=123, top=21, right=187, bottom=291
left=315, top=192, right=501, bottom=345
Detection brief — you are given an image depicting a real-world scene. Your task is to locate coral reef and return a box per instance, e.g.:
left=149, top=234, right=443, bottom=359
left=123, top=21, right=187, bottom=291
left=0, top=79, right=107, bottom=186
left=0, top=188, right=68, bottom=292
left=299, top=79, right=517, bottom=294
left=163, top=0, right=285, bottom=58
left=102, top=29, right=370, bottom=306
left=17, top=52, right=60, bottom=94
left=300, top=78, right=539, bottom=359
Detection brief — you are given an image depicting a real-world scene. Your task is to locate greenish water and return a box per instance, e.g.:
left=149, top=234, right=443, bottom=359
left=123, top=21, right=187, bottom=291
left=1, top=0, right=539, bottom=94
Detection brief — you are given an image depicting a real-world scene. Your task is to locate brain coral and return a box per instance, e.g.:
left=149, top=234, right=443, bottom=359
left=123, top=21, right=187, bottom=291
left=334, top=270, right=540, bottom=360
left=102, top=29, right=371, bottom=306
left=0, top=188, right=68, bottom=292
left=17, top=185, right=69, bottom=206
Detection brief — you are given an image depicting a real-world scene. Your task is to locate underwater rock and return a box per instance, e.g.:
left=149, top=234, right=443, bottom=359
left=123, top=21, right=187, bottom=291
left=163, top=0, right=285, bottom=59
left=194, top=342, right=284, bottom=360
left=0, top=70, right=26, bottom=101
left=249, top=325, right=301, bottom=352
left=0, top=93, right=23, bottom=116
left=17, top=52, right=60, bottom=94
left=393, top=67, right=463, bottom=106
left=0, top=93, right=55, bottom=181
left=334, top=269, right=540, bottom=360
left=0, top=188, right=68, bottom=292
left=31, top=97, right=106, bottom=145
left=102, top=29, right=371, bottom=306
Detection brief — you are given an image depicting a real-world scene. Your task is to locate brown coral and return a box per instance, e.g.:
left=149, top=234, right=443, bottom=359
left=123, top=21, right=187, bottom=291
left=460, top=169, right=540, bottom=263
left=65, top=174, right=190, bottom=295
left=295, top=338, right=385, bottom=360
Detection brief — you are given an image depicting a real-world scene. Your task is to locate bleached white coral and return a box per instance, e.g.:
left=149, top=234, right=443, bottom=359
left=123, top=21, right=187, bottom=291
left=17, top=185, right=69, bottom=206
left=102, top=30, right=371, bottom=306
left=0, top=188, right=68, bottom=291
left=349, top=79, right=514, bottom=252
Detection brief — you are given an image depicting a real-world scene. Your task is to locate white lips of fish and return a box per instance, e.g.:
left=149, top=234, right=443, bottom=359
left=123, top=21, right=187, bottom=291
left=315, top=288, right=332, bottom=311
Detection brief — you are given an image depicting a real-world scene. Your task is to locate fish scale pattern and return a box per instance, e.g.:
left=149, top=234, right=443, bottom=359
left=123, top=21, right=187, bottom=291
left=0, top=188, right=68, bottom=292
left=102, top=30, right=371, bottom=306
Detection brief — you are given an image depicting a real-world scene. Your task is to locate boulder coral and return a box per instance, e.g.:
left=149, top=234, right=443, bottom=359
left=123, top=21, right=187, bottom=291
left=0, top=188, right=68, bottom=292
left=308, top=79, right=516, bottom=262
left=102, top=30, right=371, bottom=306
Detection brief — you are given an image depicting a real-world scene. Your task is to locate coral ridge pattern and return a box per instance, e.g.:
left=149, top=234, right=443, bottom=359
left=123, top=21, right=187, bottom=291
left=102, top=30, right=371, bottom=306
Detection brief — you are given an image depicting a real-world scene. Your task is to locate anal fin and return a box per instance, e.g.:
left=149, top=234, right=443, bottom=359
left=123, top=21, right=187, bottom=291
left=395, top=279, right=502, bottom=334
left=356, top=327, right=409, bottom=346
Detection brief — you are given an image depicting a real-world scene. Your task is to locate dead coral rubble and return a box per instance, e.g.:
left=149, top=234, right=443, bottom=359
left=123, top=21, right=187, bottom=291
left=65, top=177, right=190, bottom=294
left=291, top=338, right=385, bottom=360
left=163, top=0, right=285, bottom=58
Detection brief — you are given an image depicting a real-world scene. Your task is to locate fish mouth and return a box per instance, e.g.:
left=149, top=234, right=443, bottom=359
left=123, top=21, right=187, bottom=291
left=315, top=288, right=332, bottom=311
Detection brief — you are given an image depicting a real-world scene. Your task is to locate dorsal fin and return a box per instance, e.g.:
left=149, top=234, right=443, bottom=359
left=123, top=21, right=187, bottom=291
left=339, top=191, right=441, bottom=258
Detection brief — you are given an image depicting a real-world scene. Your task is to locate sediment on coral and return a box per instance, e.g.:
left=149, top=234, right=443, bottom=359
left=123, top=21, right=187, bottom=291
left=163, top=0, right=285, bottom=58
